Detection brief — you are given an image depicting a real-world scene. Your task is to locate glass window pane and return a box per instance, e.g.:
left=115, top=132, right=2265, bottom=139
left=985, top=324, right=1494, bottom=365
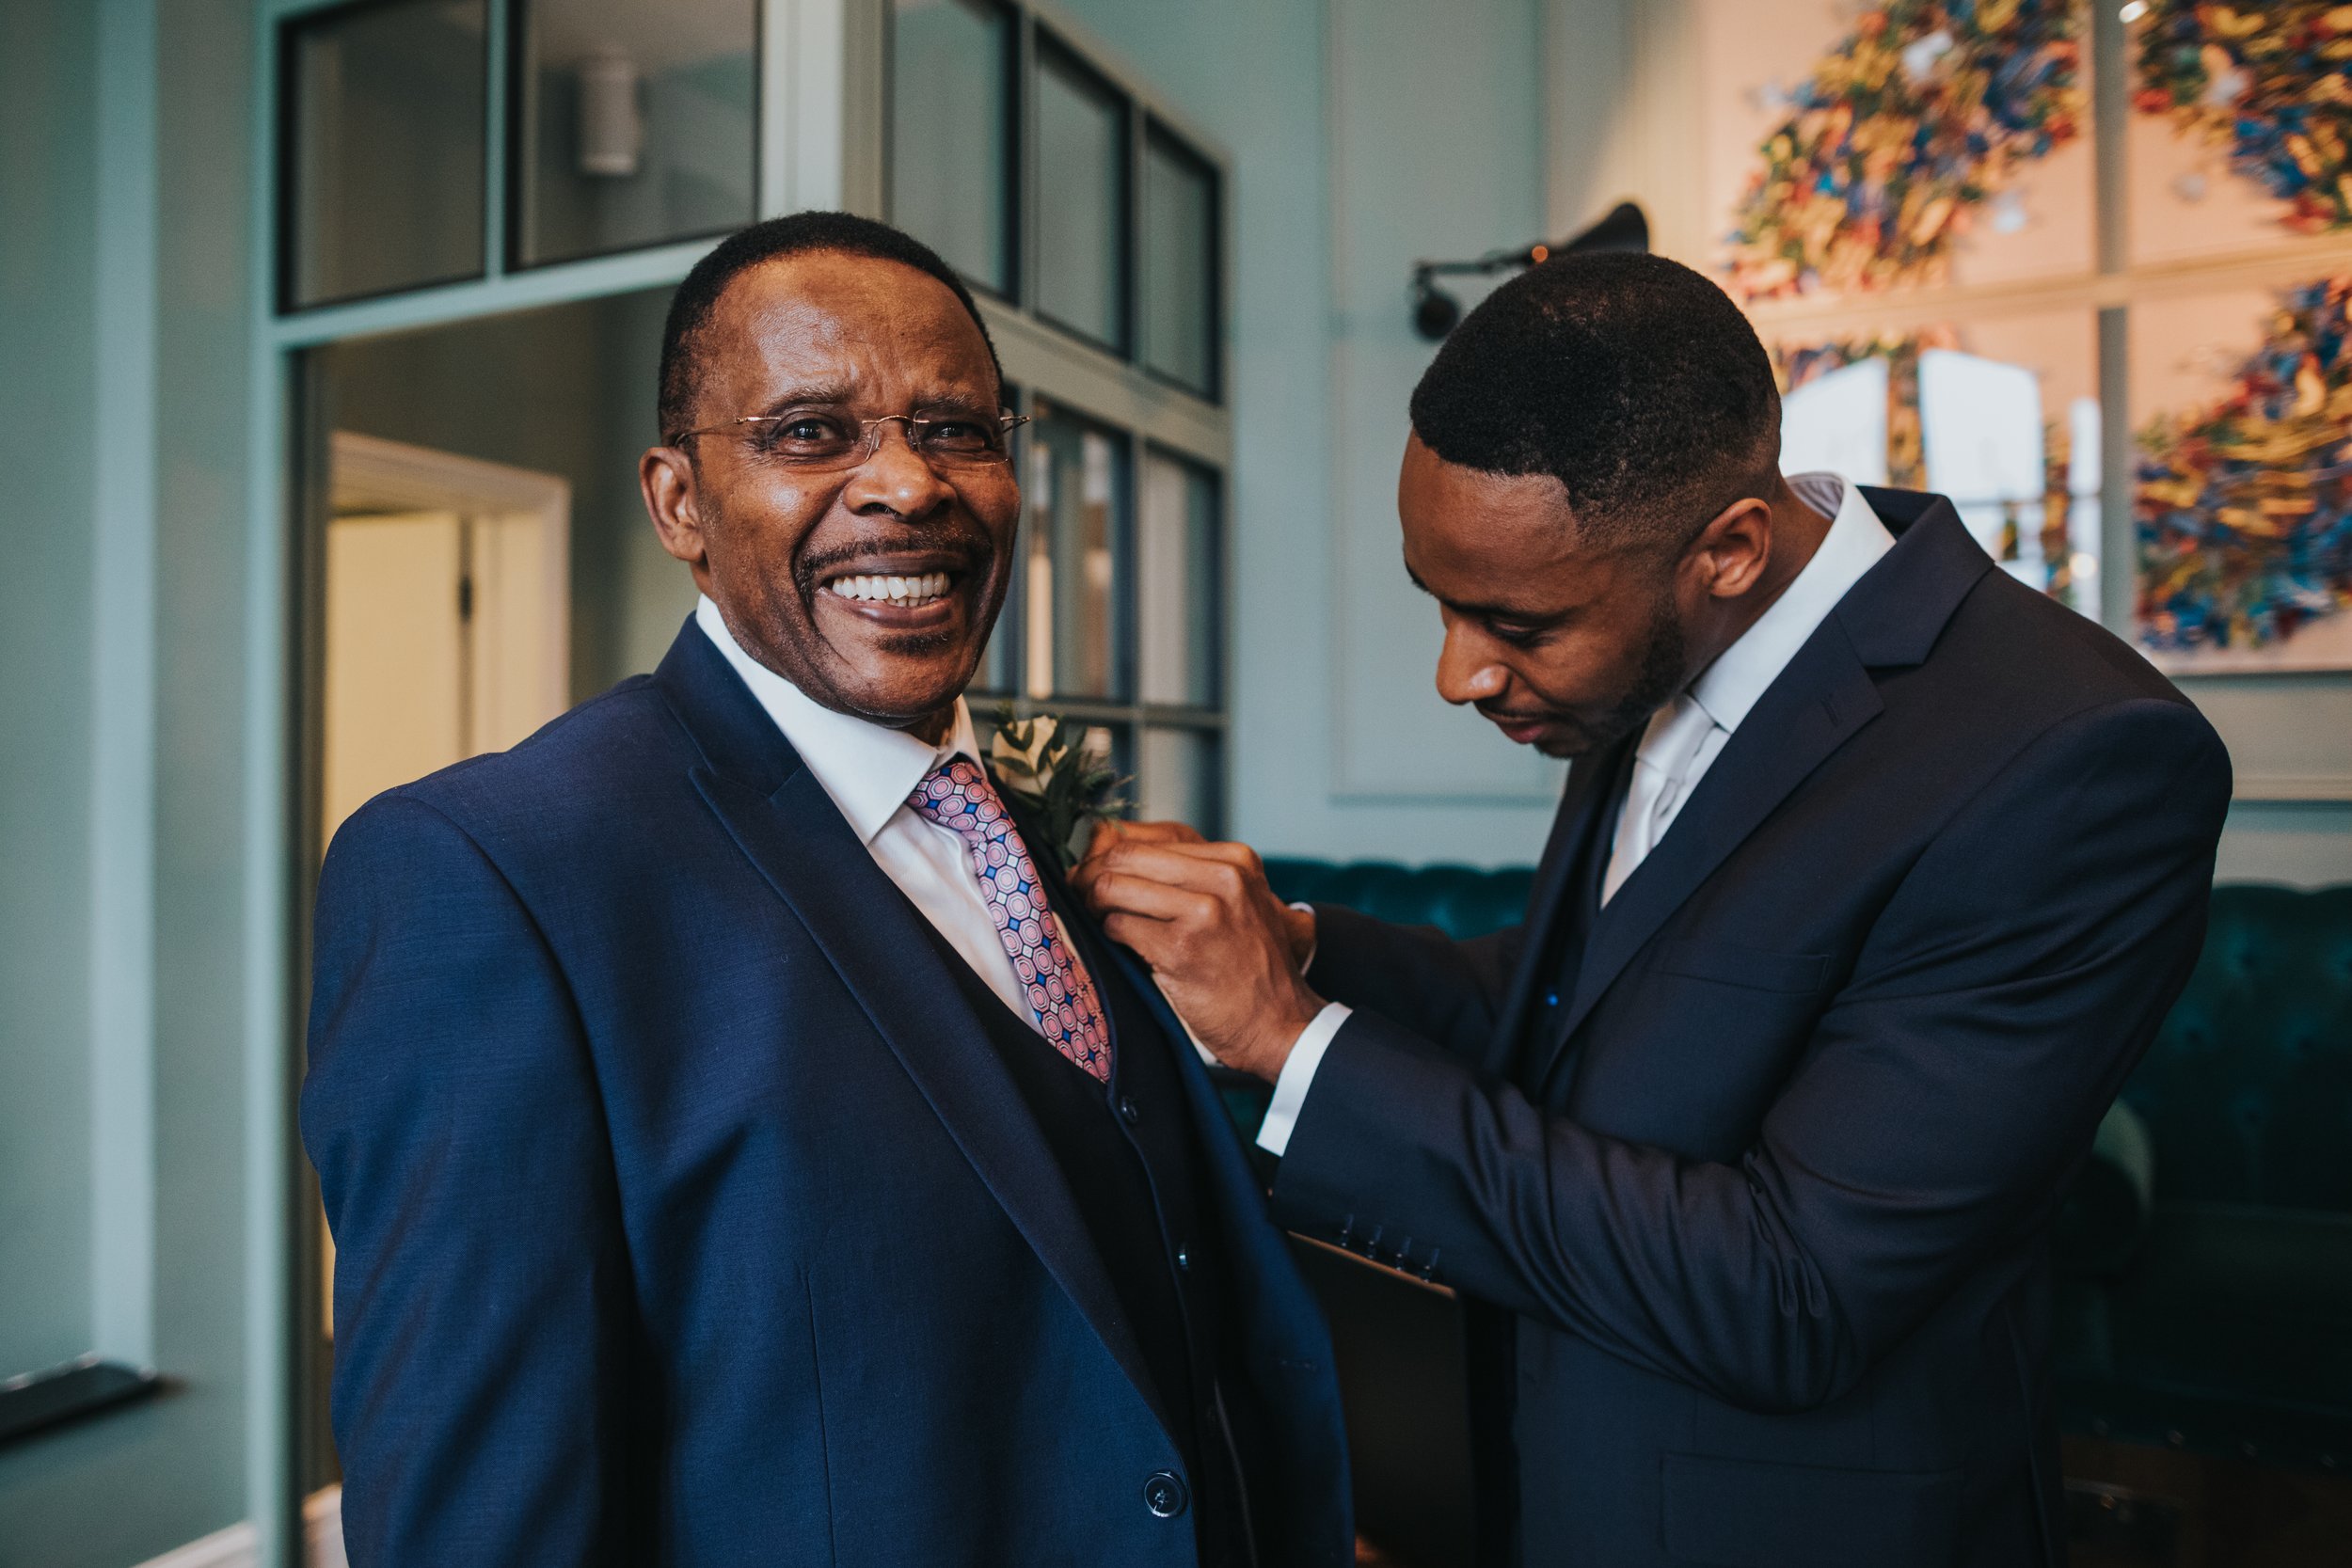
left=1137, top=727, right=1219, bottom=835
left=1024, top=398, right=1127, bottom=700
left=1034, top=40, right=1128, bottom=351
left=890, top=0, right=1014, bottom=294
left=514, top=0, right=757, bottom=269
left=971, top=625, right=1013, bottom=697
left=284, top=0, right=488, bottom=309
left=1137, top=450, right=1217, bottom=705
left=1142, top=126, right=1216, bottom=395
left=965, top=385, right=1024, bottom=696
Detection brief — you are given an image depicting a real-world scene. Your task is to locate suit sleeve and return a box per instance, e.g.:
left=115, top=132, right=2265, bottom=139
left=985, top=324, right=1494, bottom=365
left=300, top=794, right=647, bottom=1566
left=1308, top=904, right=1527, bottom=1061
left=1273, top=698, right=2231, bottom=1413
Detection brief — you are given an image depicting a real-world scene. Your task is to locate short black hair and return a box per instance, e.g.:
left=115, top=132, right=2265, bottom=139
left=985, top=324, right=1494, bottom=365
left=657, top=211, right=1004, bottom=443
left=1408, top=251, right=1781, bottom=549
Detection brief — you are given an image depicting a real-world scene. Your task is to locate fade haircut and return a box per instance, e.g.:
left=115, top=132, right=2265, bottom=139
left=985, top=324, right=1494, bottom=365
left=1408, top=251, right=1782, bottom=552
left=657, top=211, right=1004, bottom=445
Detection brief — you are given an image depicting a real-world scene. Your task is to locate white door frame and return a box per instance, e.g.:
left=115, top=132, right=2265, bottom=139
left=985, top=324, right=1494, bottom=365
left=328, top=431, right=572, bottom=729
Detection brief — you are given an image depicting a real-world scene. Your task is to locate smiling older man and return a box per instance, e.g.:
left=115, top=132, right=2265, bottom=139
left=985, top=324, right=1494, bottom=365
left=301, top=212, right=1350, bottom=1568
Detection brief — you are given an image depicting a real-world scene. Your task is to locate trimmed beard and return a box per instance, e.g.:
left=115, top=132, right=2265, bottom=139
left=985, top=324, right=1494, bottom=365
left=1585, top=582, right=1691, bottom=752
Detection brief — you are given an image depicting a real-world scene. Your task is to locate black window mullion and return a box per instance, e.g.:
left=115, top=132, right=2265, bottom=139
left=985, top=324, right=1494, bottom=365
left=1003, top=0, right=1025, bottom=304
left=1017, top=8, right=1040, bottom=313
left=485, top=0, right=512, bottom=278
left=1125, top=94, right=1144, bottom=364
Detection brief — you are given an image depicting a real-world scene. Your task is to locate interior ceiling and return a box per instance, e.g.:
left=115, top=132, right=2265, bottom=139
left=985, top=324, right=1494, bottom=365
left=528, top=0, right=754, bottom=72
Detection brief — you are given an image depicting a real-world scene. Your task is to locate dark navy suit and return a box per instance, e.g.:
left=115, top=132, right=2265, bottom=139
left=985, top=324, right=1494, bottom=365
left=301, top=623, right=1352, bottom=1567
left=1275, top=492, right=2232, bottom=1567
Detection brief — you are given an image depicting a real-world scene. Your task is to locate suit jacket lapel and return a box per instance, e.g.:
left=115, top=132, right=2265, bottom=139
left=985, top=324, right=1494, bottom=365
left=1531, top=620, right=1884, bottom=1092
left=655, top=626, right=1176, bottom=1445
left=1524, top=491, right=1994, bottom=1093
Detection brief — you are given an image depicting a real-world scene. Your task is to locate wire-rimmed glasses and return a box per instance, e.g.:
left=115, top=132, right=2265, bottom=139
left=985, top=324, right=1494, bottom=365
left=665, top=409, right=1030, bottom=472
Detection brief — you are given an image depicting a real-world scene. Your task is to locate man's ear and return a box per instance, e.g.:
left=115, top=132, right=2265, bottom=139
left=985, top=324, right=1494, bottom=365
left=1687, top=495, right=1773, bottom=602
left=641, top=446, right=710, bottom=575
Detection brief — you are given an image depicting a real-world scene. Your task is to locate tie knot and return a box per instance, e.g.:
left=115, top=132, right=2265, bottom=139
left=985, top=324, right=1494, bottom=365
left=1645, top=694, right=1716, bottom=768
left=910, top=756, right=1013, bottom=844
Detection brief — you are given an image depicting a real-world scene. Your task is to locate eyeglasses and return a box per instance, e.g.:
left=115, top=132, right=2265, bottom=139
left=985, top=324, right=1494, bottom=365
left=665, top=409, right=1031, bottom=472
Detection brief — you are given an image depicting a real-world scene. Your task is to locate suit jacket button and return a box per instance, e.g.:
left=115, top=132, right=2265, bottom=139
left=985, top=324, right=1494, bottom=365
left=1143, top=1470, right=1188, bottom=1518
left=1174, top=1245, right=1192, bottom=1272
left=1119, top=1095, right=1140, bottom=1124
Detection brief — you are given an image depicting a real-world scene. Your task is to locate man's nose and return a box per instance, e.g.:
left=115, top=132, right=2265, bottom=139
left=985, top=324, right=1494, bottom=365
left=1434, top=622, right=1507, bottom=706
left=844, top=423, right=957, bottom=517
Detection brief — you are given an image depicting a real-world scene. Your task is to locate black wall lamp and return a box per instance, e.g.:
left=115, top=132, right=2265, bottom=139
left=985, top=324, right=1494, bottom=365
left=1409, top=200, right=1650, bottom=341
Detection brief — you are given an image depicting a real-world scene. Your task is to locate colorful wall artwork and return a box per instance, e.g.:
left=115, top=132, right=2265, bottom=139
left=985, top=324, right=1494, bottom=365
left=2125, top=4, right=2352, bottom=667
left=1708, top=2, right=2352, bottom=667
left=2129, top=2, right=2352, bottom=265
left=1701, top=0, right=2093, bottom=303
left=2133, top=278, right=2352, bottom=671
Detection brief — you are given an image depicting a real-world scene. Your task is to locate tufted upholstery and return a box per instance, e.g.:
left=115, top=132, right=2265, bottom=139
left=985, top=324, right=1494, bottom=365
left=1252, top=864, right=2352, bottom=1476
left=2057, top=884, right=2352, bottom=1471
left=2118, top=885, right=2352, bottom=1212
left=1262, top=859, right=1535, bottom=944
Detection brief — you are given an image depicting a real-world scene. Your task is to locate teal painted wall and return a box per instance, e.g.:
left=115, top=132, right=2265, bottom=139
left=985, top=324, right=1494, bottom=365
left=0, top=0, right=266, bottom=1563
left=0, top=0, right=103, bottom=1389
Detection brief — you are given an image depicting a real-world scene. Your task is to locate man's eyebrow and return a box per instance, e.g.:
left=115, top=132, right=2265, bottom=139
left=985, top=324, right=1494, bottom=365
left=913, top=388, right=1002, bottom=413
left=756, top=381, right=856, bottom=413
left=1404, top=558, right=1562, bottom=621
left=756, top=381, right=998, bottom=415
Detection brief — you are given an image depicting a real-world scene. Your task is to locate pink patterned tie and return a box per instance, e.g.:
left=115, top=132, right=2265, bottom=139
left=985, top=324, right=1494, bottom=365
left=909, top=757, right=1113, bottom=1083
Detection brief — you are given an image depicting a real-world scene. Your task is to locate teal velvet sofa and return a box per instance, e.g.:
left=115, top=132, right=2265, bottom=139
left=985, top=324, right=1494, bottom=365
left=2053, top=884, right=2352, bottom=1471
left=1250, top=863, right=2352, bottom=1493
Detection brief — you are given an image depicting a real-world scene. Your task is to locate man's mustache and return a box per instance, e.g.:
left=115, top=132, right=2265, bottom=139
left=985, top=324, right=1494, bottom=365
left=794, top=529, right=997, bottom=595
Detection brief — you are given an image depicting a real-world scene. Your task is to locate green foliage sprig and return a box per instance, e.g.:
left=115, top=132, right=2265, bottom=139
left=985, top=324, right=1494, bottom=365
left=987, top=704, right=1131, bottom=870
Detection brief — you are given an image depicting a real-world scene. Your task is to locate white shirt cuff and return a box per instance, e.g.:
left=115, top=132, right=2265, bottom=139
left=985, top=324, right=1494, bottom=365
left=1254, top=1001, right=1352, bottom=1158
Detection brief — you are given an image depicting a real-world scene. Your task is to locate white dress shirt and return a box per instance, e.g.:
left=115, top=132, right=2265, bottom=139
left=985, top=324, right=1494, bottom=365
left=1256, top=472, right=1895, bottom=1157
left=1599, top=470, right=1895, bottom=902
left=695, top=594, right=1035, bottom=1025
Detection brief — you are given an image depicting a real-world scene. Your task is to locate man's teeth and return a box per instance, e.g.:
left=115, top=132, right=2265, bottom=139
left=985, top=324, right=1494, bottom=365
left=824, top=571, right=952, bottom=606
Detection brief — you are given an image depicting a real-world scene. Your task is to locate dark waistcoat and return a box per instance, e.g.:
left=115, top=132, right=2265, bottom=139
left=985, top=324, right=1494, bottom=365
left=918, top=911, right=1254, bottom=1566
left=1470, top=752, right=1626, bottom=1565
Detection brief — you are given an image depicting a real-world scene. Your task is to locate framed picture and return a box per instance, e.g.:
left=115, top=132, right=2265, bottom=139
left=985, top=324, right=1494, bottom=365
left=2126, top=1, right=2352, bottom=267
left=1699, top=0, right=2094, bottom=305
left=2132, top=278, right=2352, bottom=672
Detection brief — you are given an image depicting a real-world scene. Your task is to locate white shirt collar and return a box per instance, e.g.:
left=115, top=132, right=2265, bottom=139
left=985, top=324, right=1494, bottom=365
left=1682, top=472, right=1895, bottom=736
left=694, top=594, right=980, bottom=845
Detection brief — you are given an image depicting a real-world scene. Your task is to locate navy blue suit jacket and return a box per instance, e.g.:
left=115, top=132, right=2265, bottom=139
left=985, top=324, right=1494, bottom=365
left=1275, top=492, right=2232, bottom=1567
left=301, top=623, right=1352, bottom=1567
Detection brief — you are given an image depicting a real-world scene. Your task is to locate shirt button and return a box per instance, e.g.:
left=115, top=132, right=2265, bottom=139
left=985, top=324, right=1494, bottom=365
left=1143, top=1470, right=1189, bottom=1518
left=1118, top=1096, right=1140, bottom=1124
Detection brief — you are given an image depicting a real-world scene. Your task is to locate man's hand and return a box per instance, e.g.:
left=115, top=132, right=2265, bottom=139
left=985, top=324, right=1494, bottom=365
left=1073, top=830, right=1323, bottom=1082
